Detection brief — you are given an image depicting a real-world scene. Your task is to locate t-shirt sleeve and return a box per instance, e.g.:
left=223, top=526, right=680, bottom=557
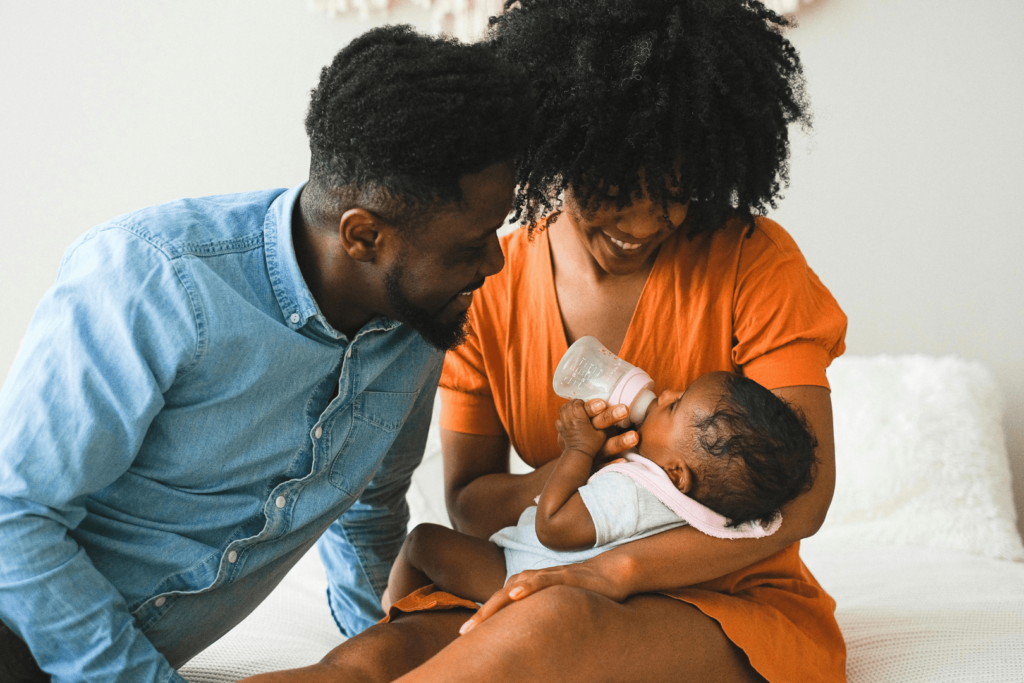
left=578, top=473, right=643, bottom=547
left=439, top=309, right=505, bottom=436
left=732, top=219, right=848, bottom=390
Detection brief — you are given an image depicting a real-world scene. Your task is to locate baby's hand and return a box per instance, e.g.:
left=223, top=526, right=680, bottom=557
left=555, top=400, right=607, bottom=457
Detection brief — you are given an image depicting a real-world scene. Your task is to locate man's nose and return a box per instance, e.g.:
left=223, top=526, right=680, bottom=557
left=480, top=233, right=505, bottom=278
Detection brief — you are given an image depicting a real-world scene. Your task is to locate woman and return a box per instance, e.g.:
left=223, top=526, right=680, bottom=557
left=248, top=1, right=846, bottom=681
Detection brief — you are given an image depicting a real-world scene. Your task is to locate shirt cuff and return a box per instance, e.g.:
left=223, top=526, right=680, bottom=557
left=742, top=341, right=833, bottom=390
left=438, top=387, right=506, bottom=436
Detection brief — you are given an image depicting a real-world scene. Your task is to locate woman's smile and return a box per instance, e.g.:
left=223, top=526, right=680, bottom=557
left=603, top=232, right=644, bottom=252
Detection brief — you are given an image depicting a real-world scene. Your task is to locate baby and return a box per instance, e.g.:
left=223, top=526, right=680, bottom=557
left=382, top=371, right=818, bottom=613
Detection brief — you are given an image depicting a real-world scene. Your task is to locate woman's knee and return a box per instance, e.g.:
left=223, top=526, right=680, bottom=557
left=506, top=585, right=608, bottom=639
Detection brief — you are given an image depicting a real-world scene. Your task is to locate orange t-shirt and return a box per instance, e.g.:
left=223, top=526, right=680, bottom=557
left=441, top=216, right=846, bottom=461
left=433, top=216, right=849, bottom=683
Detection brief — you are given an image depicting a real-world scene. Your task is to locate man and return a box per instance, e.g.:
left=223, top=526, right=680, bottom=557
left=0, top=25, right=533, bottom=682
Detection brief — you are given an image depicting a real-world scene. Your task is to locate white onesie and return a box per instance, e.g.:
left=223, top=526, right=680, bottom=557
left=489, top=452, right=781, bottom=583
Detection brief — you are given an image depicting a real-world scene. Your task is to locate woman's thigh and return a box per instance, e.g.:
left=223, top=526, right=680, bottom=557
left=396, top=587, right=766, bottom=683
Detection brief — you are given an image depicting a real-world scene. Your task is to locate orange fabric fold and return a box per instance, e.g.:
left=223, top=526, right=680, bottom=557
left=380, top=584, right=478, bottom=625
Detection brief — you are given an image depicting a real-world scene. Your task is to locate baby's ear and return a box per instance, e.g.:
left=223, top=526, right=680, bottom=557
left=666, top=464, right=693, bottom=493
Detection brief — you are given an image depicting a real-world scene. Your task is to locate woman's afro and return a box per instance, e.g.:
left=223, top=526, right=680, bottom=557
left=489, top=0, right=811, bottom=236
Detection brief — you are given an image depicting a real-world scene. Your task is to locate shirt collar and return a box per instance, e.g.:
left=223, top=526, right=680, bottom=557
left=263, top=183, right=401, bottom=340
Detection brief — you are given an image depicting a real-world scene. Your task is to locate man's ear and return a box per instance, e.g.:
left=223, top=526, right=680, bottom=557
left=338, top=208, right=396, bottom=263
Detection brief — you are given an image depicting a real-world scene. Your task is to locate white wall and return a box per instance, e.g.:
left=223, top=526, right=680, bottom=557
left=0, top=0, right=431, bottom=369
left=1, top=0, right=1022, bottom=536
left=771, top=0, right=1024, bottom=537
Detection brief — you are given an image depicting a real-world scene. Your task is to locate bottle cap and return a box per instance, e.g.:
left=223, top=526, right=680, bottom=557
left=608, top=368, right=655, bottom=425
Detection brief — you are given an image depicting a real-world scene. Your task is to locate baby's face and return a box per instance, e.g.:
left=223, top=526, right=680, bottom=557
left=636, top=371, right=732, bottom=493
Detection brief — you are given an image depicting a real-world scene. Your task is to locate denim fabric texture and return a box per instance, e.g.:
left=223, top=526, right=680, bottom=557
left=0, top=185, right=443, bottom=683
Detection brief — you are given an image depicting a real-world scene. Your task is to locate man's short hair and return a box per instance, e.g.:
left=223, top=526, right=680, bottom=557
left=303, top=25, right=534, bottom=231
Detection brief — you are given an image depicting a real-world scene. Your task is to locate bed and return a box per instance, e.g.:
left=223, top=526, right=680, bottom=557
left=180, top=355, right=1024, bottom=683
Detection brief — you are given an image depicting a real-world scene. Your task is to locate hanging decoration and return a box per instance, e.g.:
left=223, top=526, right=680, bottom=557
left=307, top=0, right=503, bottom=40
left=308, top=0, right=818, bottom=41
left=761, top=0, right=818, bottom=15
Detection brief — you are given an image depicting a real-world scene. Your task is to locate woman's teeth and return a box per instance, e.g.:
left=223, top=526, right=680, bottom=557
left=605, top=233, right=642, bottom=251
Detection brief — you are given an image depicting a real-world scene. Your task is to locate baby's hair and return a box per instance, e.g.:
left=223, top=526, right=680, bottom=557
left=689, top=374, right=817, bottom=526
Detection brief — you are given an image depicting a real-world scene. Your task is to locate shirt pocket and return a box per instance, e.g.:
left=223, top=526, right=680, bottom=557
left=328, top=390, right=419, bottom=495
left=351, top=390, right=418, bottom=432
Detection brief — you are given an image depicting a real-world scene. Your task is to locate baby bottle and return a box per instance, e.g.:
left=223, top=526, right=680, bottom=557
left=552, top=336, right=657, bottom=425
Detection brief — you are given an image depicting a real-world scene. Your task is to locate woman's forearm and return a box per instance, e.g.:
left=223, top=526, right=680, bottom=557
left=595, top=456, right=833, bottom=594
left=593, top=518, right=799, bottom=595
left=594, top=386, right=837, bottom=594
left=447, top=458, right=559, bottom=538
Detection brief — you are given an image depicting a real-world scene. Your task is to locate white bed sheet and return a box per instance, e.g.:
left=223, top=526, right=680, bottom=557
left=179, top=540, right=1024, bottom=683
left=801, top=539, right=1024, bottom=683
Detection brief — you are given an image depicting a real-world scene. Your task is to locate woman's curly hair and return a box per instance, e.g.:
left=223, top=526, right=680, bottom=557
left=489, top=0, right=810, bottom=236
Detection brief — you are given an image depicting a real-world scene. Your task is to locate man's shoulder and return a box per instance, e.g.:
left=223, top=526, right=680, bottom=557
left=94, top=188, right=289, bottom=260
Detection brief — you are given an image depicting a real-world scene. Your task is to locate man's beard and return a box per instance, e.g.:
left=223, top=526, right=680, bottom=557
left=384, top=261, right=470, bottom=351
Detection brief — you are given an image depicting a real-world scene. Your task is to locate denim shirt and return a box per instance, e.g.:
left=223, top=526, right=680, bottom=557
left=0, top=185, right=444, bottom=683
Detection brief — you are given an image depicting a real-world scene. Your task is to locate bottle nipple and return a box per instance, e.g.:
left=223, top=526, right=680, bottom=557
left=629, top=388, right=657, bottom=425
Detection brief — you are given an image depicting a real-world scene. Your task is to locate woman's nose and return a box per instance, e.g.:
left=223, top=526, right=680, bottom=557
left=616, top=216, right=661, bottom=241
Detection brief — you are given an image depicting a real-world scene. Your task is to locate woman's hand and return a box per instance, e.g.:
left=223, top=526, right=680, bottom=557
left=459, top=557, right=631, bottom=635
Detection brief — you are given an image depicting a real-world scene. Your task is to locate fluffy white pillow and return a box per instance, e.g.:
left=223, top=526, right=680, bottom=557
left=817, top=355, right=1024, bottom=561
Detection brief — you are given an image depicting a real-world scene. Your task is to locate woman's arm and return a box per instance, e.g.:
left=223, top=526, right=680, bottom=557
left=599, top=385, right=835, bottom=592
left=461, top=385, right=835, bottom=629
left=442, top=429, right=550, bottom=538
left=442, top=401, right=637, bottom=539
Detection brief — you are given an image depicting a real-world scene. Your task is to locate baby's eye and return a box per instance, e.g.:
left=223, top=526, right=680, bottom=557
left=670, top=396, right=683, bottom=412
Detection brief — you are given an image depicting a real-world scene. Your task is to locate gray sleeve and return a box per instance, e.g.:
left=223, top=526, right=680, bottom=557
left=577, top=473, right=643, bottom=547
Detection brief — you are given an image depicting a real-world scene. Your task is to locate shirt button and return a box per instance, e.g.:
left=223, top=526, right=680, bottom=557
left=227, top=550, right=238, bottom=564
left=154, top=597, right=166, bottom=608
left=275, top=495, right=287, bottom=509
left=290, top=313, right=300, bottom=324
left=314, top=426, right=323, bottom=439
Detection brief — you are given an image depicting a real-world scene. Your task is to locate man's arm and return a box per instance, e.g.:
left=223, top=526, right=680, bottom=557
left=318, top=365, right=442, bottom=637
left=0, top=227, right=197, bottom=683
